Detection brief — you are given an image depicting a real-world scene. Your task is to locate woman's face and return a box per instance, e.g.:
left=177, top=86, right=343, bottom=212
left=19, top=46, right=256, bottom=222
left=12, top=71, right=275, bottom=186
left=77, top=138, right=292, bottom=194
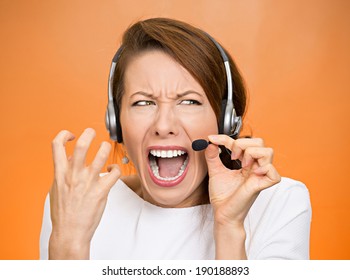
left=120, top=50, right=218, bottom=207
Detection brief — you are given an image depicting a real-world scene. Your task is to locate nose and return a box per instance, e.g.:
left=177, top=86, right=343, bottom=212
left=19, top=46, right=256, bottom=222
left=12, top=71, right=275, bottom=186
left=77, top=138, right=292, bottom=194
left=152, top=105, right=179, bottom=138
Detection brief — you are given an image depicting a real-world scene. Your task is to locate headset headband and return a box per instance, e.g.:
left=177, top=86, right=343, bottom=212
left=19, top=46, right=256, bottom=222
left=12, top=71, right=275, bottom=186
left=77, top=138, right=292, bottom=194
left=106, top=33, right=242, bottom=142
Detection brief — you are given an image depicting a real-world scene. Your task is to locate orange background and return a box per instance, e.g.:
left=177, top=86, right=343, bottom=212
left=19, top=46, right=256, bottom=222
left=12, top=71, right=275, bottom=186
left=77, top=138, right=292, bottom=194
left=0, top=0, right=349, bottom=259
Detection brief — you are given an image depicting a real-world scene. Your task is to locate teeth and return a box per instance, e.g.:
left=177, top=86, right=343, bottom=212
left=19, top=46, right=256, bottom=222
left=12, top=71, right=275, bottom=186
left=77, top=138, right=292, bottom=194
left=149, top=155, right=189, bottom=181
left=149, top=149, right=188, bottom=181
left=150, top=149, right=186, bottom=158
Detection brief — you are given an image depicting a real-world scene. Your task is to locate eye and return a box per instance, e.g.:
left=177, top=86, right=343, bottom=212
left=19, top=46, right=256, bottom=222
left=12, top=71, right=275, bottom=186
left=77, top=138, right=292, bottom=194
left=179, top=100, right=201, bottom=105
left=132, top=100, right=156, bottom=106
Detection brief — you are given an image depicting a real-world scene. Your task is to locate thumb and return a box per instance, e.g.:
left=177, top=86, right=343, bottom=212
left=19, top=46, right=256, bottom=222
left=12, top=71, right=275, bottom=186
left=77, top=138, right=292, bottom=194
left=205, top=144, right=226, bottom=177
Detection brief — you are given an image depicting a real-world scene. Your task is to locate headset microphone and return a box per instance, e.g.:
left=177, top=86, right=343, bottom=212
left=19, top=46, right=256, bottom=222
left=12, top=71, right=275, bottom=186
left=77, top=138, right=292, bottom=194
left=192, top=139, right=210, bottom=151
left=192, top=138, right=241, bottom=169
left=191, top=138, right=229, bottom=156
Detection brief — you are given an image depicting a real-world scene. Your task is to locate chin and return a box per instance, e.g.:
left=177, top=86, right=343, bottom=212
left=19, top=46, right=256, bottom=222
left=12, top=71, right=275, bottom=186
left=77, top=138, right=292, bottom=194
left=133, top=145, right=208, bottom=208
left=141, top=169, right=206, bottom=208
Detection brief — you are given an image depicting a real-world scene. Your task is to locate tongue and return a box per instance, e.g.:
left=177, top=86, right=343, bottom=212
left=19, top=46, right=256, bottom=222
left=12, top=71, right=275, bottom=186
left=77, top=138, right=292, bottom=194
left=157, top=155, right=186, bottom=178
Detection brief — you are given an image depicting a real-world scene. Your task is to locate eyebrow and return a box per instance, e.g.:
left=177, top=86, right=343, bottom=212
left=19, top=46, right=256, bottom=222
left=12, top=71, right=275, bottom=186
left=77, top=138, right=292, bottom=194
left=177, top=91, right=203, bottom=98
left=130, top=90, right=204, bottom=99
left=130, top=91, right=154, bottom=98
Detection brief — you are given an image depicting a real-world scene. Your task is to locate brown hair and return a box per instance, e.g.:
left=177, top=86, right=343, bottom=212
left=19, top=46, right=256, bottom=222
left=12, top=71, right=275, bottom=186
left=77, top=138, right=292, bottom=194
left=113, top=17, right=247, bottom=125
left=112, top=18, right=247, bottom=186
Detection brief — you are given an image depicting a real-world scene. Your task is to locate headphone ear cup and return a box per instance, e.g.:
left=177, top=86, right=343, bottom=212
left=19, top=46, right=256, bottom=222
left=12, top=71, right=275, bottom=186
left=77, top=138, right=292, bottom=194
left=106, top=47, right=124, bottom=142
left=220, top=99, right=242, bottom=138
left=115, top=103, right=123, bottom=143
left=219, top=99, right=227, bottom=134
left=106, top=102, right=117, bottom=141
left=105, top=101, right=123, bottom=142
left=220, top=99, right=236, bottom=135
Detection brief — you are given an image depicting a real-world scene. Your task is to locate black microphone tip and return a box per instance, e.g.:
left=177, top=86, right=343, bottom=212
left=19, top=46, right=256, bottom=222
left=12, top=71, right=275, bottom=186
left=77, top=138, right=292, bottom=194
left=192, top=139, right=209, bottom=151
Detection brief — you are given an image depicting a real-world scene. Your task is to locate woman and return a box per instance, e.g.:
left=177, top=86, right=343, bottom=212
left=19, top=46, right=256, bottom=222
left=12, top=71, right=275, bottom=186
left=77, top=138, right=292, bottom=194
left=40, top=18, right=311, bottom=259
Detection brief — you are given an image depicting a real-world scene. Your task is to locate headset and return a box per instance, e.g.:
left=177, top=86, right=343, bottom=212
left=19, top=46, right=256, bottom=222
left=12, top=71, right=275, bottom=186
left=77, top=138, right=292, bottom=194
left=105, top=34, right=242, bottom=143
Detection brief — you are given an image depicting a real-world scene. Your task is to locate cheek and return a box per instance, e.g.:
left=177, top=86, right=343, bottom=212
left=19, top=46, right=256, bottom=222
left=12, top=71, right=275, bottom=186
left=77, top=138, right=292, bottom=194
left=200, top=113, right=218, bottom=134
left=120, top=114, right=148, bottom=163
left=179, top=109, right=218, bottom=137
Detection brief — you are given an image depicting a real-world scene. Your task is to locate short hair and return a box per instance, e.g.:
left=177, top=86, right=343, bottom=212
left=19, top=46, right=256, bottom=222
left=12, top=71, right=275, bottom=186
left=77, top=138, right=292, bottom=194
left=113, top=18, right=247, bottom=176
left=113, top=17, right=247, bottom=125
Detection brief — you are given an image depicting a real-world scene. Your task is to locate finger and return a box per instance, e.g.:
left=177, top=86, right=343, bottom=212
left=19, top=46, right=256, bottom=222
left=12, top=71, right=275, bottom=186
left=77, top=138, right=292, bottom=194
left=241, top=147, right=274, bottom=169
left=52, top=130, right=76, bottom=176
left=90, top=141, right=112, bottom=176
left=71, top=128, right=96, bottom=171
left=253, top=163, right=281, bottom=190
left=208, top=134, right=234, bottom=150
left=230, top=138, right=265, bottom=160
left=208, top=135, right=264, bottom=160
left=205, top=143, right=227, bottom=177
left=100, top=164, right=121, bottom=190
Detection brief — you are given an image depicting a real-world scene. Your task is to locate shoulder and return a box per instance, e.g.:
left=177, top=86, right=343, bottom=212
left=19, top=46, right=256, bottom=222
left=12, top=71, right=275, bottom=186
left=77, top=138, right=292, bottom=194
left=259, top=177, right=310, bottom=205
left=248, top=177, right=311, bottom=222
left=276, top=177, right=308, bottom=192
left=245, top=177, right=312, bottom=259
left=270, top=177, right=309, bottom=192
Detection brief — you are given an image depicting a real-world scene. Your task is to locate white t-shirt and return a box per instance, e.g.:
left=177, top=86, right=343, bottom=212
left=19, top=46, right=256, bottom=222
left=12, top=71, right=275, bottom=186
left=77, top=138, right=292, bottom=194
left=40, top=177, right=311, bottom=259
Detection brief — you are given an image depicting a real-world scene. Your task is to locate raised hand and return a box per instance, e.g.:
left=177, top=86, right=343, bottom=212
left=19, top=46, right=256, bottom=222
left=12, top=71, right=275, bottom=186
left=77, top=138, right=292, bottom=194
left=205, top=134, right=281, bottom=259
left=49, top=128, right=120, bottom=259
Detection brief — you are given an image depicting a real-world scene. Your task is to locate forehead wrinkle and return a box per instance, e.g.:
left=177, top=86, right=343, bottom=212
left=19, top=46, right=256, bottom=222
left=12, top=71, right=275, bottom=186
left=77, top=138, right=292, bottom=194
left=124, top=50, right=205, bottom=101
left=146, top=61, right=202, bottom=100
left=131, top=91, right=204, bottom=103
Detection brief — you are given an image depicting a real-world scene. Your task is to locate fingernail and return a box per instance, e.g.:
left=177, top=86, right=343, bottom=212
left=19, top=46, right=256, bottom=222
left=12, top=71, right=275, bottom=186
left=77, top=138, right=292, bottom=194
left=208, top=135, right=219, bottom=142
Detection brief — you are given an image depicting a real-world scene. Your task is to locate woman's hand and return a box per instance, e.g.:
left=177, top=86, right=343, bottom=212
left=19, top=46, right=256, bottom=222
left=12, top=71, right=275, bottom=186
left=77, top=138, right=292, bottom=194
left=205, top=134, right=281, bottom=259
left=49, top=128, right=120, bottom=259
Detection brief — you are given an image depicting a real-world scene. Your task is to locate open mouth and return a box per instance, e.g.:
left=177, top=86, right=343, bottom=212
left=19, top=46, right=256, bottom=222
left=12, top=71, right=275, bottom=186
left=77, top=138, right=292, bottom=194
left=148, top=148, right=189, bottom=185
